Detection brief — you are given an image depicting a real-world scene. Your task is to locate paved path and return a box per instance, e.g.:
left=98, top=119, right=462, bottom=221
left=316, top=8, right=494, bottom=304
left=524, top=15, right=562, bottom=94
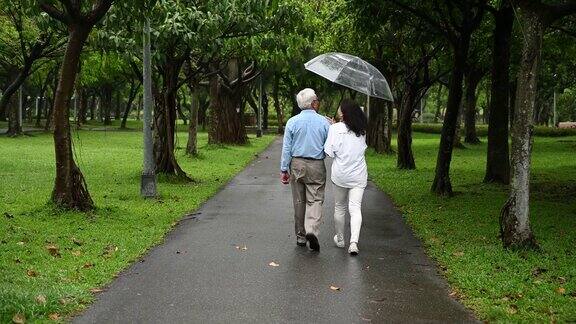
left=75, top=138, right=477, bottom=323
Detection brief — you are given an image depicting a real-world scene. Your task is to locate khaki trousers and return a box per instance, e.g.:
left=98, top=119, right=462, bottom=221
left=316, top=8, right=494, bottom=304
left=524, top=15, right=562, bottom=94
left=290, top=158, right=326, bottom=239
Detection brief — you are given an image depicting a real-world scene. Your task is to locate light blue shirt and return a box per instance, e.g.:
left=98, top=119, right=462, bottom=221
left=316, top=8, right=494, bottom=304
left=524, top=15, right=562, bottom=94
left=280, top=109, right=330, bottom=172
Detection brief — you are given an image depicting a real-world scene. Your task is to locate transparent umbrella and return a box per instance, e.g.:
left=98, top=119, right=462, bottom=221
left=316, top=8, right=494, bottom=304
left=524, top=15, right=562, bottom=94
left=304, top=52, right=393, bottom=101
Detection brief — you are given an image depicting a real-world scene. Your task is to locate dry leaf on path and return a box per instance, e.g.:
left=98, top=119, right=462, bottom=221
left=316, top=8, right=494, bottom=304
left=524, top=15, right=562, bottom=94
left=90, top=288, right=103, bottom=293
left=12, top=313, right=25, bottom=324
left=235, top=245, right=248, bottom=251
left=268, top=262, right=279, bottom=267
left=330, top=285, right=341, bottom=291
left=35, top=295, right=46, bottom=305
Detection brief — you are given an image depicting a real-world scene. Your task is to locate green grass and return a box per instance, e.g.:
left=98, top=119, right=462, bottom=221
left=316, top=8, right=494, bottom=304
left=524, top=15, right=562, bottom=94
left=366, top=133, right=576, bottom=323
left=0, top=130, right=276, bottom=322
left=411, top=123, right=576, bottom=137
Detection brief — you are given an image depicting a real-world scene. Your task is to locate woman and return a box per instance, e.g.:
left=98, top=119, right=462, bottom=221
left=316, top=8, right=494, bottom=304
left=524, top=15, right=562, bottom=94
left=324, top=99, right=368, bottom=255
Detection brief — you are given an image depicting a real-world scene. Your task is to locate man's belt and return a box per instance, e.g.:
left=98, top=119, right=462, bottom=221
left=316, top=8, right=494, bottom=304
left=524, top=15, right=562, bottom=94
left=293, top=156, right=323, bottom=161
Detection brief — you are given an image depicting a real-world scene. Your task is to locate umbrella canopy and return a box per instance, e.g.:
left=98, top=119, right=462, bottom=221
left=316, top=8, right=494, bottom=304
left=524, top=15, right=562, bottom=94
left=304, top=52, right=393, bottom=101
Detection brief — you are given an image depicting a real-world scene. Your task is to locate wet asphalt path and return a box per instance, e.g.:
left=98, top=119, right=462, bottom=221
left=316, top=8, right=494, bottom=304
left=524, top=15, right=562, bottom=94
left=75, top=138, right=477, bottom=323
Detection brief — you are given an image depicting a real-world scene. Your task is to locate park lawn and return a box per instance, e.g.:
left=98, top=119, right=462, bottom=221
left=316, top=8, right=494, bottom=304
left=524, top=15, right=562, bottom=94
left=0, top=130, right=276, bottom=322
left=366, top=133, right=576, bottom=323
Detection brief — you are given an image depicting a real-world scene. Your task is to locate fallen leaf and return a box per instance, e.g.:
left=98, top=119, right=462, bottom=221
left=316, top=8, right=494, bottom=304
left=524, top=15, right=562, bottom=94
left=12, top=313, right=25, bottom=324
left=45, top=244, right=61, bottom=258
left=507, top=305, right=518, bottom=315
left=531, top=267, right=547, bottom=277
left=83, top=263, right=94, bottom=269
left=557, top=277, right=567, bottom=284
left=452, top=251, right=464, bottom=257
left=58, top=298, right=70, bottom=305
left=102, top=244, right=118, bottom=257
left=48, top=313, right=60, bottom=321
left=35, top=295, right=46, bottom=305
left=330, top=285, right=341, bottom=291
left=26, top=269, right=38, bottom=277
left=268, top=261, right=280, bottom=267
left=71, top=250, right=82, bottom=257
left=72, top=238, right=83, bottom=246
left=89, top=288, right=103, bottom=293
left=557, top=287, right=566, bottom=295
left=235, top=245, right=248, bottom=251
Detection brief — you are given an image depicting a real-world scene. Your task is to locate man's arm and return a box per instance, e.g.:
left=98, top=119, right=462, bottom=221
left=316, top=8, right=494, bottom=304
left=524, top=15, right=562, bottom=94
left=280, top=121, right=293, bottom=172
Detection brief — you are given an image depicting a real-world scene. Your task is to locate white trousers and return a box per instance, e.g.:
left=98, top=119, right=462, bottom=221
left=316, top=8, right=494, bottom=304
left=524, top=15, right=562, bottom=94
left=333, top=184, right=365, bottom=244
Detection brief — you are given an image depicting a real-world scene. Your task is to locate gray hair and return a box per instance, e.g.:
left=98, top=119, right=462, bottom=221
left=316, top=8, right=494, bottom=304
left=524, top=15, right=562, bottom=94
left=296, top=88, right=317, bottom=110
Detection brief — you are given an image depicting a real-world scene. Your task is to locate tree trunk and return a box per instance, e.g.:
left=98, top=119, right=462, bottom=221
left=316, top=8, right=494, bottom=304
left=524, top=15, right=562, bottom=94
left=6, top=95, right=22, bottom=136
left=500, top=8, right=542, bottom=249
left=101, top=85, right=113, bottom=125
left=262, top=92, right=269, bottom=130
left=368, top=97, right=393, bottom=154
left=153, top=61, right=189, bottom=179
left=89, top=95, right=96, bottom=120
left=44, top=96, right=54, bottom=131
left=121, top=80, right=139, bottom=129
left=434, top=85, right=443, bottom=123
left=3, top=75, right=29, bottom=136
left=76, top=88, right=88, bottom=127
left=208, top=60, right=248, bottom=145
left=485, top=2, right=513, bottom=184
left=114, top=91, right=121, bottom=120
left=51, top=26, right=94, bottom=211
left=431, top=35, right=471, bottom=195
left=186, top=87, right=199, bottom=156
left=272, top=74, right=284, bottom=134
left=464, top=71, right=482, bottom=144
left=397, top=89, right=417, bottom=169
left=453, top=102, right=466, bottom=149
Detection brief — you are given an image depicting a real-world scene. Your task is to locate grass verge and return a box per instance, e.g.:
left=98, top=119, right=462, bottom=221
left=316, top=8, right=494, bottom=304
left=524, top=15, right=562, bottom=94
left=0, top=130, right=276, bottom=322
left=366, top=133, right=576, bottom=322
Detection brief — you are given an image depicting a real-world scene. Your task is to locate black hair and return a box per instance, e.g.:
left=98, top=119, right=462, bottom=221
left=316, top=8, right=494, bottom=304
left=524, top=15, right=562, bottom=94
left=340, top=98, right=368, bottom=137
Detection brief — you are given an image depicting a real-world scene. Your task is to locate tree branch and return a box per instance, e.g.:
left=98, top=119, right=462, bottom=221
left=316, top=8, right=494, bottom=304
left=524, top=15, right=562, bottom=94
left=86, top=0, right=114, bottom=26
left=39, top=3, right=69, bottom=24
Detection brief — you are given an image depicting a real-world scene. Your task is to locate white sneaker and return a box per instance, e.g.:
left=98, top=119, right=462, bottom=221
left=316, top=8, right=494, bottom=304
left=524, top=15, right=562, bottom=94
left=333, top=234, right=345, bottom=248
left=348, top=242, right=359, bottom=255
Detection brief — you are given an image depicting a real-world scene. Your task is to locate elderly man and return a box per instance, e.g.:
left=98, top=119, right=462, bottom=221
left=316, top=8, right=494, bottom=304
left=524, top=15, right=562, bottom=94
left=280, top=88, right=330, bottom=251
